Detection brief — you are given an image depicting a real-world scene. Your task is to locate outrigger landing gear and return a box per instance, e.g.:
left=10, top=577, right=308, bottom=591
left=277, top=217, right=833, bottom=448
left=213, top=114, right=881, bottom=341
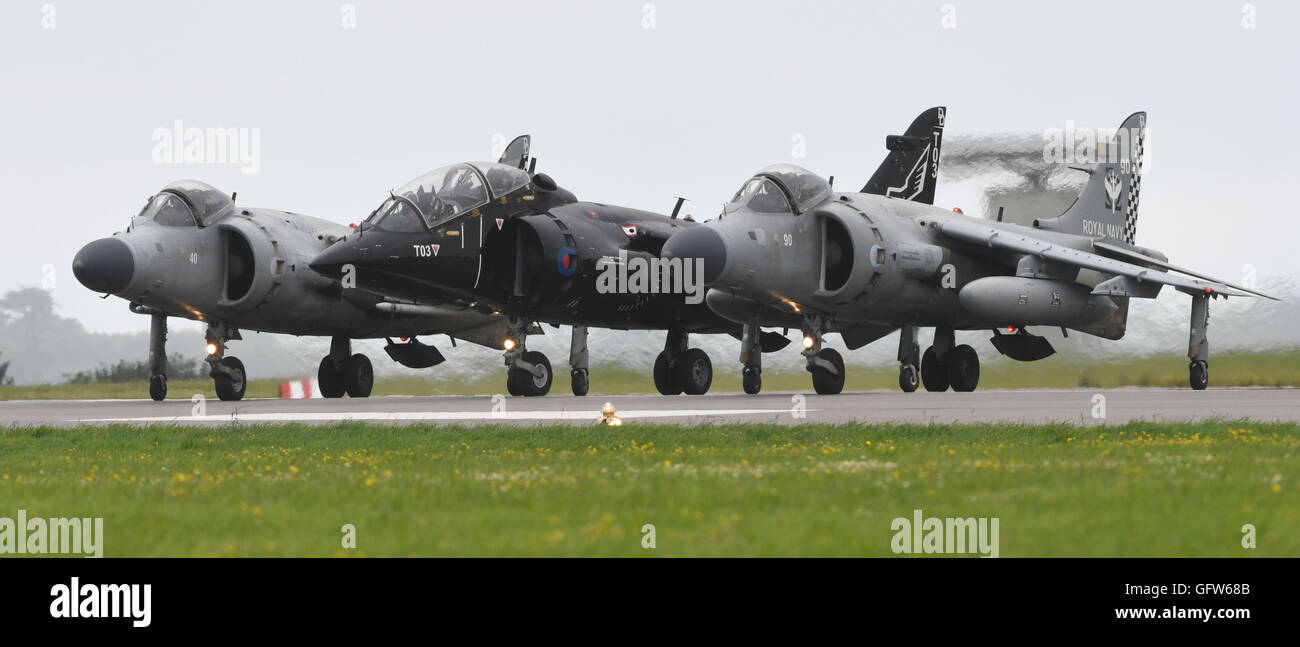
left=504, top=316, right=552, bottom=397
left=897, top=325, right=919, bottom=393
left=1188, top=293, right=1210, bottom=390
left=148, top=313, right=168, bottom=401
left=653, top=329, right=713, bottom=396
left=919, top=326, right=980, bottom=392
left=740, top=321, right=762, bottom=395
left=205, top=323, right=247, bottom=402
left=570, top=325, right=589, bottom=396
left=317, top=336, right=373, bottom=398
left=802, top=314, right=845, bottom=395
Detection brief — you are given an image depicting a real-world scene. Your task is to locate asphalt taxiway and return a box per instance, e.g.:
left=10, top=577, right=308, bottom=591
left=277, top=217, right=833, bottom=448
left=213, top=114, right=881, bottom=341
left=2, top=388, right=1297, bottom=427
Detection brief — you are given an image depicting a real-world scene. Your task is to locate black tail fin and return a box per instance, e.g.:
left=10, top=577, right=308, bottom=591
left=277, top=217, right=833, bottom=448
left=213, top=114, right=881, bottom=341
left=862, top=106, right=946, bottom=204
left=1034, top=112, right=1146, bottom=244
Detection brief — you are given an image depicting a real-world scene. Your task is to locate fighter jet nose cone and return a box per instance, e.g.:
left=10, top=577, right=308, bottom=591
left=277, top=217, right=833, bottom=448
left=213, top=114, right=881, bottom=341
left=662, top=226, right=727, bottom=285
left=72, top=237, right=134, bottom=294
left=309, top=243, right=350, bottom=278
left=306, top=258, right=331, bottom=276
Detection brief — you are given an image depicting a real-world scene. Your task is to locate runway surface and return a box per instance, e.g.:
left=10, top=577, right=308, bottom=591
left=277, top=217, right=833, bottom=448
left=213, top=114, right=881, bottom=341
left=2, top=388, right=1298, bottom=427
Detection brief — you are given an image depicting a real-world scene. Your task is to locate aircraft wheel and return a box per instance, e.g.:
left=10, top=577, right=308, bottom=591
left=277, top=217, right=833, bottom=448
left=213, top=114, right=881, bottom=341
left=317, top=357, right=346, bottom=398
left=947, top=345, right=980, bottom=392
left=149, top=374, right=167, bottom=401
left=571, top=368, right=589, bottom=396
left=920, top=347, right=949, bottom=392
left=344, top=353, right=373, bottom=398
left=811, top=348, right=846, bottom=395
left=506, top=369, right=523, bottom=397
left=1189, top=360, right=1208, bottom=391
left=899, top=364, right=919, bottom=393
left=214, top=356, right=247, bottom=402
left=742, top=365, right=762, bottom=395
left=677, top=348, right=713, bottom=395
left=514, top=351, right=552, bottom=397
left=653, top=351, right=681, bottom=395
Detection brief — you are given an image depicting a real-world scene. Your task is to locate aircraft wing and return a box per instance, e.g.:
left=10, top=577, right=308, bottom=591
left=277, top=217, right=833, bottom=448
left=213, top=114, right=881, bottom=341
left=934, top=218, right=1279, bottom=300
left=1091, top=240, right=1278, bottom=300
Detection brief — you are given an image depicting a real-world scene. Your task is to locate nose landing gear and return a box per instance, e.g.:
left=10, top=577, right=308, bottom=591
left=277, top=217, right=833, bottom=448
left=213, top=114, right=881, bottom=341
left=204, top=324, right=247, bottom=402
left=738, top=321, right=763, bottom=395
left=570, top=325, right=590, bottom=396
left=802, top=316, right=845, bottom=395
left=504, top=316, right=552, bottom=397
left=897, top=325, right=919, bottom=393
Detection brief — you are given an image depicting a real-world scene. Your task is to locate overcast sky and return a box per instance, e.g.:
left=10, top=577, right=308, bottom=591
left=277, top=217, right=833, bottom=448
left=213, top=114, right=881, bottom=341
left=1, top=0, right=1296, bottom=334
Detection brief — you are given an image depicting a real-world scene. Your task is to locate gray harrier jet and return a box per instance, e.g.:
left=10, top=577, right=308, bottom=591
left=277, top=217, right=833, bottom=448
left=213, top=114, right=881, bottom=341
left=72, top=180, right=503, bottom=401
left=662, top=111, right=1277, bottom=394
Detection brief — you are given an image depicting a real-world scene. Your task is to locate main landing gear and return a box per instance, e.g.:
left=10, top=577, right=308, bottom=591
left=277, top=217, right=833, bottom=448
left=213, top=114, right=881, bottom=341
left=1188, top=293, right=1211, bottom=390
left=504, top=316, right=552, bottom=397
left=919, top=326, right=980, bottom=392
left=653, top=329, right=713, bottom=395
left=801, top=315, right=845, bottom=395
left=317, top=336, right=374, bottom=398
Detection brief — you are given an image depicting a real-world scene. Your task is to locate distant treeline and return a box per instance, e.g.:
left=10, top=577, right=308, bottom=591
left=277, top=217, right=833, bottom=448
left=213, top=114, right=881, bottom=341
left=63, top=354, right=205, bottom=384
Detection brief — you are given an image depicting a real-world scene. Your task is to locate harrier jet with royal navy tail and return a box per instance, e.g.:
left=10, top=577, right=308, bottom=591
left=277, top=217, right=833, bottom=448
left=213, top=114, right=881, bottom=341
left=661, top=110, right=1277, bottom=394
left=72, top=180, right=505, bottom=401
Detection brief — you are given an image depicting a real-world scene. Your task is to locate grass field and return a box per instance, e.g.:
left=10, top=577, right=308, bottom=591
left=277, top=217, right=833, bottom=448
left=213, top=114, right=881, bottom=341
left=0, top=421, right=1295, bottom=556
left=4, top=349, right=1300, bottom=401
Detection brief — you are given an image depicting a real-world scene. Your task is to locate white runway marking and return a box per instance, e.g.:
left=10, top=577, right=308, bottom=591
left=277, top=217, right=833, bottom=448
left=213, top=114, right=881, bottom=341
left=78, top=408, right=800, bottom=424
left=6, top=388, right=1293, bottom=427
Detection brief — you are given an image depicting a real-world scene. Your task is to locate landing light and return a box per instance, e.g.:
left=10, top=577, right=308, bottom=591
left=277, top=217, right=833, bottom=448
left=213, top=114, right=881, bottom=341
left=801, top=335, right=816, bottom=349
left=205, top=342, right=219, bottom=356
left=503, top=337, right=517, bottom=352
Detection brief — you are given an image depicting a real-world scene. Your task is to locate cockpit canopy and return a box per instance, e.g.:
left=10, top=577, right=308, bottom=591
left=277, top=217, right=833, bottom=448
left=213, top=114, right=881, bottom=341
left=728, top=164, right=832, bottom=215
left=369, top=162, right=531, bottom=232
left=136, top=180, right=234, bottom=227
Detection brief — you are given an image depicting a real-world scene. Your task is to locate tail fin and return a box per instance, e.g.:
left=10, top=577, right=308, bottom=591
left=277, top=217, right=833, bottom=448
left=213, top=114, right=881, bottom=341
left=498, top=135, right=531, bottom=169
left=862, top=106, right=945, bottom=204
left=1035, top=112, right=1146, bottom=244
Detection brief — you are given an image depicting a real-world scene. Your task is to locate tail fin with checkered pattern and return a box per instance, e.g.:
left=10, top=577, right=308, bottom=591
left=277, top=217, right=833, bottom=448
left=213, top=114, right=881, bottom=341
left=1034, top=112, right=1146, bottom=245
